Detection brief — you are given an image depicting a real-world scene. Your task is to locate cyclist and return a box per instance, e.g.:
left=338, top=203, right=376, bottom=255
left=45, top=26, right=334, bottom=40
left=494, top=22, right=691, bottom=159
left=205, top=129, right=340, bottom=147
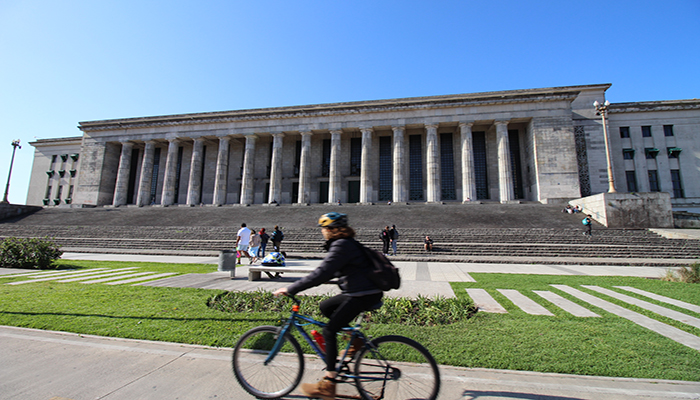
left=273, top=212, right=383, bottom=400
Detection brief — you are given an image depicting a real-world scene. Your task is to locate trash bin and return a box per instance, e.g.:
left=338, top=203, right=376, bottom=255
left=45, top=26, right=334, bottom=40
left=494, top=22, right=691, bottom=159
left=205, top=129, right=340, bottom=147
left=218, top=250, right=236, bottom=278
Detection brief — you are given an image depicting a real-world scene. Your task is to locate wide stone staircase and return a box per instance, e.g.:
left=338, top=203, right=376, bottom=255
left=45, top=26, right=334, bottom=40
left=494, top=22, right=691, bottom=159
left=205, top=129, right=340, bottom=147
left=2, top=203, right=699, bottom=265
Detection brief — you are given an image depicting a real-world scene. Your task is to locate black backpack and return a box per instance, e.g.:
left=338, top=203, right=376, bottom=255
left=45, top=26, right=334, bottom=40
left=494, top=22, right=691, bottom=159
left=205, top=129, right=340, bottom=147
left=354, top=241, right=401, bottom=291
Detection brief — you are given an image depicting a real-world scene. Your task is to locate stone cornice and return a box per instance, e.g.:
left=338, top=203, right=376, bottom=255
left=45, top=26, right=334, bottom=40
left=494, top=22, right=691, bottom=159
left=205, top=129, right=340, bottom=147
left=610, top=99, right=700, bottom=113
left=77, top=84, right=602, bottom=132
left=29, top=136, right=83, bottom=147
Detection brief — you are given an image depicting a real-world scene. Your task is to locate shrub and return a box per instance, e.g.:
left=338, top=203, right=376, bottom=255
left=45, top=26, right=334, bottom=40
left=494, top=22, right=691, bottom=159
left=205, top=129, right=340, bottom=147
left=0, top=237, right=63, bottom=269
left=207, top=290, right=476, bottom=326
left=661, top=262, right=700, bottom=283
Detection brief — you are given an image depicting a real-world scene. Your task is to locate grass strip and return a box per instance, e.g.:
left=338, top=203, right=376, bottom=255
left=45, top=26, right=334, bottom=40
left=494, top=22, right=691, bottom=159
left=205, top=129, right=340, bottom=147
left=0, top=262, right=699, bottom=381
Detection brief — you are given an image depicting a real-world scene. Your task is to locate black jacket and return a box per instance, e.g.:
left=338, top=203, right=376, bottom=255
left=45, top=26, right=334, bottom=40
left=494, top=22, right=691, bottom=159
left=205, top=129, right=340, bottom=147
left=287, top=237, right=381, bottom=296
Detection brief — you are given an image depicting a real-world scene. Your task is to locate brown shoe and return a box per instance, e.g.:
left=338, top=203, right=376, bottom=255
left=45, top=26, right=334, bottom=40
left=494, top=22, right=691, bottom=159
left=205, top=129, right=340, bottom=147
left=345, top=337, right=364, bottom=358
left=300, top=377, right=336, bottom=400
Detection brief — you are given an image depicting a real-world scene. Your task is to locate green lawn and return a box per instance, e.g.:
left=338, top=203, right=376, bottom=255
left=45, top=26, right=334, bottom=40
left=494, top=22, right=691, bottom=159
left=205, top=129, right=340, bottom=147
left=0, top=262, right=699, bottom=381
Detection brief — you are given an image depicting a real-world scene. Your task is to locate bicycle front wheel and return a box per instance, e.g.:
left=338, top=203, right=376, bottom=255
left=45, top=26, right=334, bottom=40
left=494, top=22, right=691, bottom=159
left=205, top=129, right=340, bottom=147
left=354, top=335, right=440, bottom=400
left=232, top=325, right=304, bottom=399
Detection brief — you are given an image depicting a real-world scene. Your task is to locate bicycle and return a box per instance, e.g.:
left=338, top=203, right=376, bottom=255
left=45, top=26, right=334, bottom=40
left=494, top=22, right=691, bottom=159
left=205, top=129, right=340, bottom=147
left=232, top=294, right=441, bottom=400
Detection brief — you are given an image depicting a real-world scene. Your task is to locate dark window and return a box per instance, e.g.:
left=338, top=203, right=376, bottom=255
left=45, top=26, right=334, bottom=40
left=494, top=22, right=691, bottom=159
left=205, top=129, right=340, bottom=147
left=642, top=126, right=652, bottom=137
left=319, top=181, right=328, bottom=204
left=126, top=147, right=139, bottom=204
left=294, top=140, right=301, bottom=177
left=350, top=138, right=361, bottom=176
left=321, top=139, right=331, bottom=177
left=291, top=181, right=298, bottom=203
left=648, top=170, right=660, bottom=192
left=472, top=131, right=489, bottom=200
left=664, top=125, right=674, bottom=137
left=173, top=146, right=184, bottom=203
left=645, top=148, right=659, bottom=159
left=150, top=147, right=161, bottom=204
left=622, top=149, right=635, bottom=160
left=267, top=141, right=273, bottom=178
left=56, top=185, right=63, bottom=200
left=671, top=169, right=684, bottom=198
left=625, top=171, right=637, bottom=192
left=51, top=155, right=57, bottom=165
left=440, top=132, right=456, bottom=200
left=508, top=130, right=524, bottom=199
left=409, top=134, right=423, bottom=201
left=199, top=146, right=206, bottom=201
left=45, top=185, right=52, bottom=199
left=67, top=185, right=74, bottom=199
left=619, top=127, right=630, bottom=138
left=378, top=136, right=392, bottom=201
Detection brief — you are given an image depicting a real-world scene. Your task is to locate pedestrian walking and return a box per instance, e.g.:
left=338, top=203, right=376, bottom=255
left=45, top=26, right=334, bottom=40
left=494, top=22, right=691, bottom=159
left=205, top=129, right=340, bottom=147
left=249, top=229, right=261, bottom=264
left=389, top=224, right=399, bottom=256
left=271, top=225, right=284, bottom=252
left=380, top=226, right=391, bottom=256
left=235, top=223, right=253, bottom=264
left=582, top=215, right=593, bottom=236
left=258, top=228, right=270, bottom=258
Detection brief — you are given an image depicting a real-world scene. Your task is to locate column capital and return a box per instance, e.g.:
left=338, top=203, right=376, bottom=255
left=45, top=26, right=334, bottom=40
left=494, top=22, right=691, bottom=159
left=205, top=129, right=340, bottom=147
left=425, top=123, right=439, bottom=131
left=359, top=127, right=373, bottom=135
left=494, top=120, right=509, bottom=127
left=272, top=132, right=286, bottom=138
left=300, top=131, right=313, bottom=137
left=458, top=121, right=474, bottom=129
left=193, top=137, right=206, bottom=143
left=391, top=126, right=405, bottom=133
left=329, top=129, right=343, bottom=136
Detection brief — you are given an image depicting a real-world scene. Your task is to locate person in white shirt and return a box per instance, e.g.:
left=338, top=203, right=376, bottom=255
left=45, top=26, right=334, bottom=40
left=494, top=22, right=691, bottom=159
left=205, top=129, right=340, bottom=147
left=236, top=223, right=253, bottom=264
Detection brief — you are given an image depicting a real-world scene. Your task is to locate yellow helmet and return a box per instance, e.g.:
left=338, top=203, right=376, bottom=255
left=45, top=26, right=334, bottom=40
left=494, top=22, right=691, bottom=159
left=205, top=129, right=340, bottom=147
left=318, top=212, right=348, bottom=228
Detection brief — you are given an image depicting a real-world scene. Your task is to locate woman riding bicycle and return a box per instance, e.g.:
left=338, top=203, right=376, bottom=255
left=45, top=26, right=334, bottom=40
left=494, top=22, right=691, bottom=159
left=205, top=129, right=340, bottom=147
left=273, top=212, right=383, bottom=400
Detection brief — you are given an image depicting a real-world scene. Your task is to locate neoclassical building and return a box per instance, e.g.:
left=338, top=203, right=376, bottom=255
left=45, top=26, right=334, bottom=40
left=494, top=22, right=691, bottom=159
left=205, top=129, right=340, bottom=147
left=26, top=84, right=700, bottom=211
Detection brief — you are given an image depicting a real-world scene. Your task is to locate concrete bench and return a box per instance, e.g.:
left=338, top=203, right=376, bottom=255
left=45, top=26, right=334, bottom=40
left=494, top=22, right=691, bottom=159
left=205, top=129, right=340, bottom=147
left=248, top=266, right=316, bottom=281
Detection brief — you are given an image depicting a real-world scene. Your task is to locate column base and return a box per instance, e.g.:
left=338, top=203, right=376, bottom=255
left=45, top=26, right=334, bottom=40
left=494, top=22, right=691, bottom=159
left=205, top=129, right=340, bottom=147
left=462, top=200, right=483, bottom=205
left=293, top=203, right=310, bottom=206
left=389, top=202, right=409, bottom=205
left=500, top=200, right=522, bottom=204
left=425, top=201, right=444, bottom=205
left=263, top=203, right=280, bottom=207
left=356, top=202, right=374, bottom=206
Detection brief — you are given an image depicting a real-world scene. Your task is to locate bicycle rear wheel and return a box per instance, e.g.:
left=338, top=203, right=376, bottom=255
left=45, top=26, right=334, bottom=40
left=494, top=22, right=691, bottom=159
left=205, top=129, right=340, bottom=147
left=354, top=335, right=440, bottom=400
left=232, top=325, right=304, bottom=399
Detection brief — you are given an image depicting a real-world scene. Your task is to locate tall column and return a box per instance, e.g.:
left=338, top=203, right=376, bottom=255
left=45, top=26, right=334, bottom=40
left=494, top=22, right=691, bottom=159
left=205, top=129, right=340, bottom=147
left=425, top=124, right=441, bottom=203
left=460, top=122, right=477, bottom=202
left=113, top=142, right=134, bottom=206
left=496, top=121, right=514, bottom=203
left=186, top=137, right=205, bottom=206
left=297, top=131, right=312, bottom=204
left=136, top=140, right=156, bottom=206
left=328, top=130, right=342, bottom=203
left=359, top=127, right=373, bottom=203
left=161, top=139, right=179, bottom=206
left=392, top=126, right=406, bottom=202
left=240, top=135, right=257, bottom=205
left=268, top=133, right=284, bottom=204
left=212, top=136, right=230, bottom=206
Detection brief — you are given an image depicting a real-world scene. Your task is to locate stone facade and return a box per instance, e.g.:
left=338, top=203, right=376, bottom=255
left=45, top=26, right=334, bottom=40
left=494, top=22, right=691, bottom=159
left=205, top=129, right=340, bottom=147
left=25, top=84, right=700, bottom=211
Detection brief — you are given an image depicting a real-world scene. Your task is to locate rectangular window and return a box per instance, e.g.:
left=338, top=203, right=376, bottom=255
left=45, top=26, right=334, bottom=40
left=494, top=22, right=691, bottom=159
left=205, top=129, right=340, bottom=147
left=321, top=139, right=331, bottom=177
left=56, top=185, right=63, bottom=200
left=472, top=132, right=489, bottom=200
left=45, top=185, right=52, bottom=199
left=150, top=147, right=161, bottom=204
left=408, top=134, right=423, bottom=201
left=378, top=136, right=392, bottom=201
left=267, top=141, right=273, bottom=178
left=440, top=132, right=456, bottom=200
left=294, top=140, right=301, bottom=177
left=671, top=169, right=684, bottom=198
left=668, top=148, right=682, bottom=159
left=642, top=126, right=652, bottom=137
left=622, top=149, right=634, bottom=160
left=508, top=130, right=524, bottom=199
left=625, top=171, right=637, bottom=192
left=648, top=170, right=660, bottom=192
left=619, top=127, right=630, bottom=138
left=173, top=146, right=184, bottom=203
left=350, top=137, right=362, bottom=176
left=664, top=125, right=674, bottom=137
left=51, top=155, right=57, bottom=166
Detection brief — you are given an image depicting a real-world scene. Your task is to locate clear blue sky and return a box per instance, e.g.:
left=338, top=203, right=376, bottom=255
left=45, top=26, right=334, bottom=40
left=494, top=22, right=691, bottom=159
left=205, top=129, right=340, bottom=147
left=1, top=0, right=698, bottom=204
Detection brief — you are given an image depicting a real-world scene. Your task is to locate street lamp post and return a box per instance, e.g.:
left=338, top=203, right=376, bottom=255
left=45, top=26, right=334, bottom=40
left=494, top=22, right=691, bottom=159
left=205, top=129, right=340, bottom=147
left=2, top=139, right=22, bottom=204
left=593, top=100, right=617, bottom=193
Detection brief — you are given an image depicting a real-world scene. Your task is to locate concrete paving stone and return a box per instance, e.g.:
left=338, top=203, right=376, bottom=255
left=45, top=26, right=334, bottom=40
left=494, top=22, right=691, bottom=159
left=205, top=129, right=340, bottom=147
left=497, top=289, right=554, bottom=316
left=533, top=290, right=601, bottom=317
left=614, top=286, right=700, bottom=314
left=106, top=273, right=177, bottom=285
left=466, top=288, right=508, bottom=313
left=0, top=268, right=106, bottom=280
left=6, top=268, right=137, bottom=285
left=57, top=268, right=140, bottom=283
left=582, top=285, right=700, bottom=330
left=79, top=271, right=157, bottom=284
left=552, top=285, right=700, bottom=351
left=428, top=262, right=476, bottom=282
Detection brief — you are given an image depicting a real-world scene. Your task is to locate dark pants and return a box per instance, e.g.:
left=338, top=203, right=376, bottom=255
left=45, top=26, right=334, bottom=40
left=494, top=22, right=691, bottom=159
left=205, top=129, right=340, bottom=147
left=319, top=292, right=383, bottom=371
left=272, top=241, right=281, bottom=252
left=258, top=242, right=267, bottom=257
left=382, top=240, right=390, bottom=254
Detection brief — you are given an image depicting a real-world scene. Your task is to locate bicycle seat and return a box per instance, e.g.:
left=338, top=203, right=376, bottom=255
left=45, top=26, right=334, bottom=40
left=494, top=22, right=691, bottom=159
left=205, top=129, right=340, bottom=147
left=366, top=302, right=383, bottom=311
